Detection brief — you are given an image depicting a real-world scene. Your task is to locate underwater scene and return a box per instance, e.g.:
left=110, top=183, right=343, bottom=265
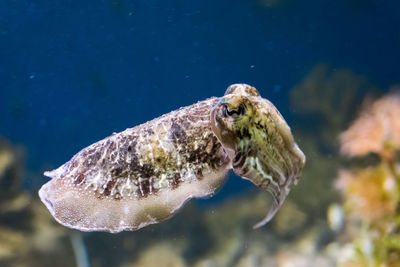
left=1, top=0, right=400, bottom=266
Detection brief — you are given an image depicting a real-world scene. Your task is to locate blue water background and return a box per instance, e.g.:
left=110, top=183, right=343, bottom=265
left=0, top=0, right=399, bottom=199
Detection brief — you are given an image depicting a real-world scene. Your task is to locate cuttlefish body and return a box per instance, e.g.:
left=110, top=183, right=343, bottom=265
left=39, top=84, right=305, bottom=233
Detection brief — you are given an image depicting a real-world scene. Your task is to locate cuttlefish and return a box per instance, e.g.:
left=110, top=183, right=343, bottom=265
left=39, top=84, right=305, bottom=233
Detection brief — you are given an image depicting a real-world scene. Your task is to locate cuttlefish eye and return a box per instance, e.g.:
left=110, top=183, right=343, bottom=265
left=211, top=97, right=252, bottom=154
left=221, top=103, right=246, bottom=118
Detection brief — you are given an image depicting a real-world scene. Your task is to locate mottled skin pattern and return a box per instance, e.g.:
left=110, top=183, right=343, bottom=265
left=39, top=84, right=305, bottom=233
left=50, top=98, right=227, bottom=200
left=212, top=85, right=305, bottom=228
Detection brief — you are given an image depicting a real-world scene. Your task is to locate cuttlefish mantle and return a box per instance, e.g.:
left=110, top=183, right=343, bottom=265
left=39, top=84, right=305, bottom=233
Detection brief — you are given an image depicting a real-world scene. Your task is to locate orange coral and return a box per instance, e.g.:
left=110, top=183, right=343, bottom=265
left=340, top=90, right=400, bottom=158
left=335, top=166, right=396, bottom=221
left=336, top=89, right=400, bottom=266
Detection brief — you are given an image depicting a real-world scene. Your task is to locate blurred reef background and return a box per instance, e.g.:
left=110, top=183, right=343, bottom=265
left=1, top=0, right=400, bottom=266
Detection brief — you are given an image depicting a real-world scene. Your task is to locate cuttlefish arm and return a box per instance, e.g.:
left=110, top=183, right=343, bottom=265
left=211, top=84, right=306, bottom=228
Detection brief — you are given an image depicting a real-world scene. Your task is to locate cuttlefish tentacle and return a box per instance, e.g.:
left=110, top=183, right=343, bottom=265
left=39, top=83, right=305, bottom=233
left=211, top=84, right=306, bottom=228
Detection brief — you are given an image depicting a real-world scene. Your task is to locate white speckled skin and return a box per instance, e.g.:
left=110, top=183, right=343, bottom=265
left=39, top=84, right=305, bottom=233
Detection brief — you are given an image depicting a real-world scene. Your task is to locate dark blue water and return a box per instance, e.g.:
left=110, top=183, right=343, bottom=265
left=1, top=0, right=399, bottom=196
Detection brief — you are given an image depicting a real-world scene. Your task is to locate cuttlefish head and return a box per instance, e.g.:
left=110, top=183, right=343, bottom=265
left=211, top=84, right=306, bottom=228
